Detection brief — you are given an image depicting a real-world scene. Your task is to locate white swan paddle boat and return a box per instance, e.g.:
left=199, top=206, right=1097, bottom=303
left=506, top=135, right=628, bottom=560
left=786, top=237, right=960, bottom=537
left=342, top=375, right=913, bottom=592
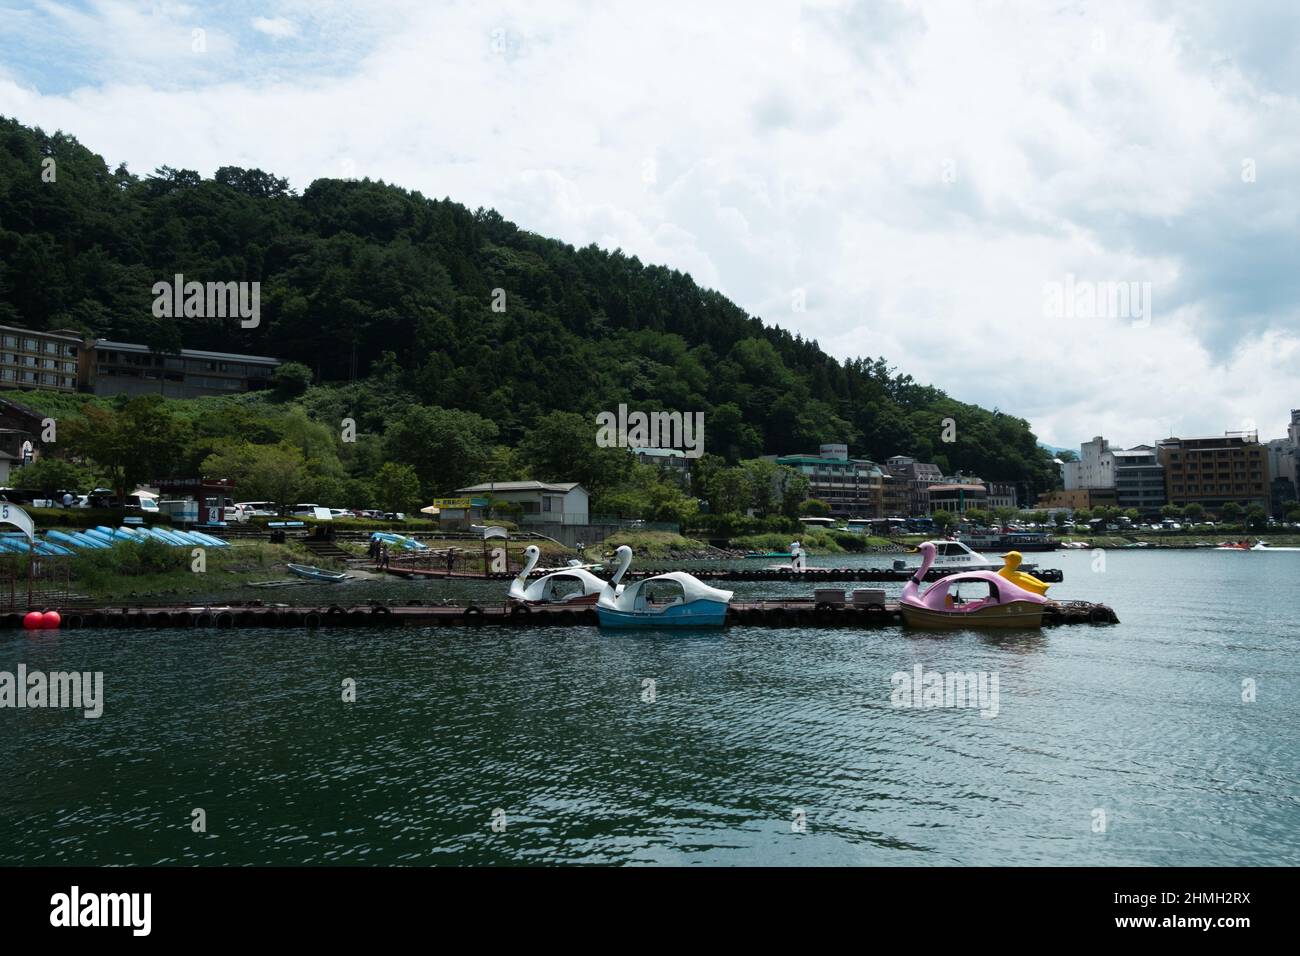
left=508, top=544, right=609, bottom=605
left=595, top=545, right=733, bottom=628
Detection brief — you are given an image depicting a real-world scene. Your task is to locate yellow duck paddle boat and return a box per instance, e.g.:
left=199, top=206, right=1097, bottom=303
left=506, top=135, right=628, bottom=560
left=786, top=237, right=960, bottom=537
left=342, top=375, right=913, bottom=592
left=997, top=551, right=1050, bottom=596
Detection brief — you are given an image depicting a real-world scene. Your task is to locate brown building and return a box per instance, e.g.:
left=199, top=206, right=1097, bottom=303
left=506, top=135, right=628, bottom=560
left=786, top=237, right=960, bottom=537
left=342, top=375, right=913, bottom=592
left=0, top=326, right=84, bottom=393
left=928, top=483, right=988, bottom=515
left=1035, top=488, right=1118, bottom=511
left=884, top=455, right=943, bottom=516
left=1157, top=432, right=1269, bottom=512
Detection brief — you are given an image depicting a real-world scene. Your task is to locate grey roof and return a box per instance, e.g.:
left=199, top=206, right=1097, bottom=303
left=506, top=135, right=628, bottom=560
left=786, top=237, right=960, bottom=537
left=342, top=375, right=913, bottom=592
left=94, top=340, right=281, bottom=365
left=455, top=481, right=585, bottom=494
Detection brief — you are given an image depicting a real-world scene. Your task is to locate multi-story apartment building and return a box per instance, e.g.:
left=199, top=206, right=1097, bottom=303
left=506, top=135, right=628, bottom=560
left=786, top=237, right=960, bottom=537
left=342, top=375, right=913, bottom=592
left=1157, top=431, right=1269, bottom=512
left=776, top=444, right=883, bottom=518
left=1061, top=436, right=1115, bottom=490
left=1112, top=445, right=1166, bottom=516
left=0, top=326, right=84, bottom=393
left=882, top=472, right=910, bottom=517
left=0, top=324, right=281, bottom=400
left=986, top=481, right=1018, bottom=511
left=87, top=341, right=279, bottom=399
left=928, top=483, right=988, bottom=515
left=884, top=455, right=943, bottom=516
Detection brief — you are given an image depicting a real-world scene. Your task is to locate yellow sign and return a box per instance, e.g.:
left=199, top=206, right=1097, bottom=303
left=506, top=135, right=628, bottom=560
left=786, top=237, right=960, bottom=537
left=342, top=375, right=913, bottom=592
left=431, top=497, right=488, bottom=510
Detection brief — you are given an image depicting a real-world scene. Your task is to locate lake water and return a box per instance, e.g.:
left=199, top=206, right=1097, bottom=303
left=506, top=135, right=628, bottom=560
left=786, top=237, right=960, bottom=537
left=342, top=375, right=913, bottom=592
left=2, top=549, right=1296, bottom=865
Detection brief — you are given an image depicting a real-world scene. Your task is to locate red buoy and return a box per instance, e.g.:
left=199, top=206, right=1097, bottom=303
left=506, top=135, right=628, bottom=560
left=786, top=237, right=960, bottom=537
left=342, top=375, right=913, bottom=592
left=41, top=610, right=62, bottom=629
left=23, top=611, right=43, bottom=630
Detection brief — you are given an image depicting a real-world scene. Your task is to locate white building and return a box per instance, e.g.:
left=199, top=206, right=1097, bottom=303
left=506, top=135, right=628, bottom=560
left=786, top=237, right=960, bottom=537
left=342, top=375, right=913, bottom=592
left=1062, top=436, right=1116, bottom=490
left=454, top=481, right=590, bottom=525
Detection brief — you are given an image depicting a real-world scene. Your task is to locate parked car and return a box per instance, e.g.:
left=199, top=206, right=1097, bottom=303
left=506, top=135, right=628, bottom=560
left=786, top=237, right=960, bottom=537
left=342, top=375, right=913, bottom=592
left=380, top=512, right=406, bottom=521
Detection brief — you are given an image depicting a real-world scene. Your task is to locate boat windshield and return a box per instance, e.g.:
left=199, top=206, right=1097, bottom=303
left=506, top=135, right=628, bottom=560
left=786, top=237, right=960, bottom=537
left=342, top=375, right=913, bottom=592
left=950, top=579, right=1000, bottom=605
left=634, top=581, right=686, bottom=610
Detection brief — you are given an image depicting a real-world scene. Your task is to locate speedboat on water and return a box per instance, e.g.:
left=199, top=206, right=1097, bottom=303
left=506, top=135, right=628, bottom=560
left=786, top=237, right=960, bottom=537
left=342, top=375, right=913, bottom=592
left=508, top=544, right=608, bottom=605
left=904, top=538, right=1003, bottom=571
left=595, top=545, right=733, bottom=628
left=1215, top=540, right=1253, bottom=550
left=900, top=542, right=1048, bottom=629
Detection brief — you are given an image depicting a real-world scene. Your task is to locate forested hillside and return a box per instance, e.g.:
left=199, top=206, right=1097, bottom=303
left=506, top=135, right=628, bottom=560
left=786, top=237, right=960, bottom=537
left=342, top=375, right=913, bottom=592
left=0, top=116, right=1057, bottom=491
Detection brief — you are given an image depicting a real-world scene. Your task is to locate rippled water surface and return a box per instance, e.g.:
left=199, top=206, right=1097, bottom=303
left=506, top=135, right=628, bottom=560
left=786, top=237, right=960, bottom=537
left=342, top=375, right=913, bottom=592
left=2, top=550, right=1297, bottom=865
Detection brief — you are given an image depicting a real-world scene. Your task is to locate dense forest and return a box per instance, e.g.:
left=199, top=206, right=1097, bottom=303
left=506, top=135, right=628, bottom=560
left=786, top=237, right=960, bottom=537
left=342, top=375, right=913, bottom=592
left=0, top=116, right=1059, bottom=498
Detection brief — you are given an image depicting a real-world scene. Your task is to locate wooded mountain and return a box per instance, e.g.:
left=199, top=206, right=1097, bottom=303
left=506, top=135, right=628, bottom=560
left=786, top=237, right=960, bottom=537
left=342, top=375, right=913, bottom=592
left=0, top=116, right=1058, bottom=491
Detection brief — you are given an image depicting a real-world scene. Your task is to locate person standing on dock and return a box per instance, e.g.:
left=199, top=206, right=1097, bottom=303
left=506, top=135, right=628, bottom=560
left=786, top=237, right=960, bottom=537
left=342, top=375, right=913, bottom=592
left=445, top=548, right=455, bottom=574
left=379, top=543, right=389, bottom=568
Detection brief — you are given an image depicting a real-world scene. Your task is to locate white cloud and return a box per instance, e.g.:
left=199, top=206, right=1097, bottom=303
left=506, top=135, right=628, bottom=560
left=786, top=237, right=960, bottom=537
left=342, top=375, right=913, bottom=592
left=0, top=0, right=1297, bottom=446
left=251, top=17, right=298, bottom=39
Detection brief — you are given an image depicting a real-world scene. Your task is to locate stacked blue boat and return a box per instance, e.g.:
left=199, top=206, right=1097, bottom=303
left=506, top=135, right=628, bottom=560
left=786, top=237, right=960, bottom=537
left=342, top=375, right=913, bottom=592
left=370, top=531, right=427, bottom=551
left=2, top=525, right=231, bottom=556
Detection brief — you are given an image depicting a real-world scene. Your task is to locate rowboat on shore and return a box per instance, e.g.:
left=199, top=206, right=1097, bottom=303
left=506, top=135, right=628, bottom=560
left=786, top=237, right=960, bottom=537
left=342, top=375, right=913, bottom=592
left=286, top=563, right=352, bottom=583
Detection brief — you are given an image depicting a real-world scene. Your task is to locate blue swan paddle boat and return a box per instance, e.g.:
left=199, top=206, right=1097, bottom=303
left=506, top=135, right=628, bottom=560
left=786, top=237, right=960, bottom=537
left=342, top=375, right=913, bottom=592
left=595, top=545, right=733, bottom=628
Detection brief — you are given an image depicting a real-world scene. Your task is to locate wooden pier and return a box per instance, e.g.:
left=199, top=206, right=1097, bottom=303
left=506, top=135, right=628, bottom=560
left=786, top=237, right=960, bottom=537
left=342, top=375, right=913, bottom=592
left=381, top=565, right=1067, bottom=584
left=1, top=599, right=1117, bottom=629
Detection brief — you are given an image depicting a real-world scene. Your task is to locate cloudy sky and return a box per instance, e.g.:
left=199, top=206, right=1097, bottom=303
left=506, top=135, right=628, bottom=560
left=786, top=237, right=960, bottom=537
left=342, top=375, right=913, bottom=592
left=2, top=0, right=1297, bottom=447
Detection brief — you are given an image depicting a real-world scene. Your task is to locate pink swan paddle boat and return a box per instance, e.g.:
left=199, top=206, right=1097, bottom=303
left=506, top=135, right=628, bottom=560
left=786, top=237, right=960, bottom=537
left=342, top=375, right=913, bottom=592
left=900, top=541, right=1049, bottom=629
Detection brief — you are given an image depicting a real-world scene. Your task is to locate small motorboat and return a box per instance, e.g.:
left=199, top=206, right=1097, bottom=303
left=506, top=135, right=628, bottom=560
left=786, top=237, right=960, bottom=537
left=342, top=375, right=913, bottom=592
left=286, top=563, right=352, bottom=583
left=596, top=546, right=733, bottom=628
left=508, top=545, right=608, bottom=605
left=1250, top=541, right=1300, bottom=552
left=901, top=539, right=1008, bottom=572
left=900, top=542, right=1048, bottom=629
left=1215, top=540, right=1253, bottom=550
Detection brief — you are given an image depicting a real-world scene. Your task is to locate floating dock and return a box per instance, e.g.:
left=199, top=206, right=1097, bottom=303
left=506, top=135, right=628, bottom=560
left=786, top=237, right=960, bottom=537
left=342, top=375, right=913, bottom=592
left=1, top=599, right=1116, bottom=629
left=382, top=565, right=1067, bottom=584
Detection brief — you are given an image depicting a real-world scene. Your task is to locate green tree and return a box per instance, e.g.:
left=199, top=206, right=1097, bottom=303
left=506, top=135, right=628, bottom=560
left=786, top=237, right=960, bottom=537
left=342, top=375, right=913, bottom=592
left=272, top=361, right=313, bottom=399
left=1219, top=502, right=1243, bottom=527
left=373, top=462, right=421, bottom=513
left=800, top=498, right=830, bottom=517
left=13, top=457, right=95, bottom=495
left=517, top=411, right=633, bottom=498
left=1245, top=505, right=1267, bottom=531
left=778, top=468, right=811, bottom=519
left=202, top=441, right=308, bottom=513
left=385, top=405, right=499, bottom=497
left=67, top=396, right=191, bottom=500
left=932, top=510, right=957, bottom=531
left=1182, top=502, right=1204, bottom=523
left=741, top=458, right=779, bottom=515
